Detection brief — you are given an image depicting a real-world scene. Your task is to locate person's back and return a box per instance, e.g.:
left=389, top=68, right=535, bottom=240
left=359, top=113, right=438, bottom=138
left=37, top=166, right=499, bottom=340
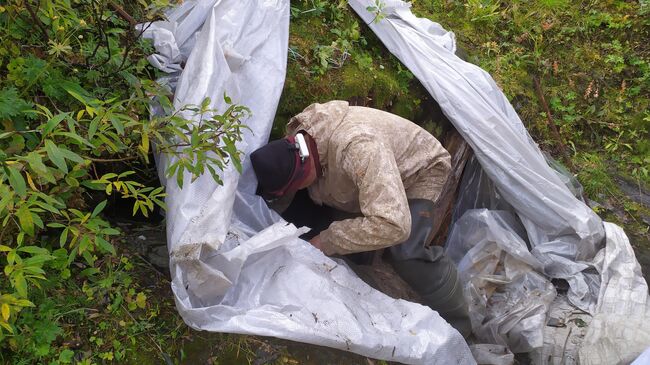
left=311, top=104, right=451, bottom=206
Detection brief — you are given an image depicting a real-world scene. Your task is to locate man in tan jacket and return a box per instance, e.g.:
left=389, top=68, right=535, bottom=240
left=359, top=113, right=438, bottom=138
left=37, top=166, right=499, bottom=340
left=251, top=101, right=471, bottom=337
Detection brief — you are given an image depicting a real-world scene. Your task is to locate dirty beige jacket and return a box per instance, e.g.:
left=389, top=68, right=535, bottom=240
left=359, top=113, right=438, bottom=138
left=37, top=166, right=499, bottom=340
left=287, top=101, right=451, bottom=255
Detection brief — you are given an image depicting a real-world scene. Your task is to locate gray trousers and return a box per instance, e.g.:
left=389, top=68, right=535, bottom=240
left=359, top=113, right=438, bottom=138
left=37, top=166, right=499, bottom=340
left=387, top=199, right=471, bottom=338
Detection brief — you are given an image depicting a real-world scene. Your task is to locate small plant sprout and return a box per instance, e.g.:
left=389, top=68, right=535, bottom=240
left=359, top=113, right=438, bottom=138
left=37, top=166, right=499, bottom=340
left=366, top=0, right=387, bottom=24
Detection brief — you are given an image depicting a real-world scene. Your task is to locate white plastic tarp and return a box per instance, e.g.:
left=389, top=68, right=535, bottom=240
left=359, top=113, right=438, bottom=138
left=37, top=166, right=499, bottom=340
left=141, top=0, right=650, bottom=363
left=141, top=1, right=472, bottom=364
left=345, top=0, right=650, bottom=363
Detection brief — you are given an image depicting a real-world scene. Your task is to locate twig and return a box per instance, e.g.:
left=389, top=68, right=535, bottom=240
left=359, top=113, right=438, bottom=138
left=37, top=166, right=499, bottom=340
left=24, top=0, right=49, bottom=42
left=108, top=2, right=137, bottom=27
left=116, top=21, right=154, bottom=72
left=86, top=0, right=110, bottom=68
left=533, top=76, right=573, bottom=168
left=134, top=252, right=169, bottom=282
left=54, top=307, right=99, bottom=320
left=84, top=155, right=140, bottom=162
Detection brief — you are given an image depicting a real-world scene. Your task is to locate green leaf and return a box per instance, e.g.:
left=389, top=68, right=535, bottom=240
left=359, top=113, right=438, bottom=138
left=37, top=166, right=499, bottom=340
left=23, top=254, right=54, bottom=267
left=79, top=267, right=100, bottom=277
left=92, top=200, right=107, bottom=218
left=32, top=212, right=44, bottom=229
left=6, top=166, right=27, bottom=198
left=95, top=236, right=116, bottom=255
left=82, top=250, right=95, bottom=266
left=17, top=246, right=50, bottom=255
left=58, top=147, right=85, bottom=164
left=0, top=187, right=15, bottom=213
left=191, top=126, right=199, bottom=146
left=63, top=82, right=91, bottom=105
left=0, top=87, right=32, bottom=120
left=79, top=235, right=91, bottom=254
left=33, top=201, right=60, bottom=214
left=55, top=131, right=94, bottom=148
left=223, top=137, right=242, bottom=172
left=201, top=97, right=211, bottom=111
left=97, top=133, right=118, bottom=152
left=59, top=227, right=69, bottom=246
left=141, top=131, right=149, bottom=155
left=45, top=140, right=68, bottom=173
left=14, top=273, right=28, bottom=297
left=24, top=152, right=56, bottom=184
left=7, top=250, right=16, bottom=265
left=16, top=205, right=35, bottom=236
left=81, top=180, right=105, bottom=191
left=59, top=349, right=74, bottom=364
left=109, top=115, right=125, bottom=135
left=42, top=113, right=68, bottom=135
left=176, top=165, right=185, bottom=189
left=88, top=116, right=100, bottom=140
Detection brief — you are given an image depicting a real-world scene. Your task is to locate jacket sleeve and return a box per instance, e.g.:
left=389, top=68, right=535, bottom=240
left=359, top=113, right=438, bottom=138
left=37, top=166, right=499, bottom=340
left=319, top=136, right=411, bottom=255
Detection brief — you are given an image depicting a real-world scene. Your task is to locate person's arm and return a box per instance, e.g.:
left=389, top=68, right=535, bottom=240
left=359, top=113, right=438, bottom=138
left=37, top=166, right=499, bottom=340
left=318, top=136, right=411, bottom=255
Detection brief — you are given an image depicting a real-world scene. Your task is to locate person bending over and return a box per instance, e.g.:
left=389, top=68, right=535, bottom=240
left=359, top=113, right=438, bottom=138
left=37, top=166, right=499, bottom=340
left=250, top=100, right=471, bottom=338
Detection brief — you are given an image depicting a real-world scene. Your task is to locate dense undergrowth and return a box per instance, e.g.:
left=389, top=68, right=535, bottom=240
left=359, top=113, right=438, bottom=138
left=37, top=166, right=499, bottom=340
left=0, top=0, right=648, bottom=364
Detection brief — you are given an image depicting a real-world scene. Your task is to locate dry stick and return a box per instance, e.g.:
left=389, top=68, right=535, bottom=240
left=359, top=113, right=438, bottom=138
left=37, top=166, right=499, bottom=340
left=84, top=155, right=140, bottom=162
left=533, top=76, right=574, bottom=169
left=134, top=252, right=169, bottom=282
left=108, top=1, right=137, bottom=27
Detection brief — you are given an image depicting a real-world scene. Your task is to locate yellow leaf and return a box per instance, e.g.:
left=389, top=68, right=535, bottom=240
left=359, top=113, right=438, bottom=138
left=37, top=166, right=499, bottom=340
left=25, top=172, right=37, bottom=191
left=141, top=133, right=149, bottom=155
left=1, top=303, right=9, bottom=321
left=0, top=320, right=13, bottom=334
left=135, top=292, right=147, bottom=309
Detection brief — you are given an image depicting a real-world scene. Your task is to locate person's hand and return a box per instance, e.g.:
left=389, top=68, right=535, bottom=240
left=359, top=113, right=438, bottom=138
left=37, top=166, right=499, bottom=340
left=309, top=235, right=323, bottom=251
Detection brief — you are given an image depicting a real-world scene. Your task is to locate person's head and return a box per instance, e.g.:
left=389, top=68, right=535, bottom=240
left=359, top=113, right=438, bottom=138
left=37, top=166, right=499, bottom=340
left=250, top=132, right=318, bottom=201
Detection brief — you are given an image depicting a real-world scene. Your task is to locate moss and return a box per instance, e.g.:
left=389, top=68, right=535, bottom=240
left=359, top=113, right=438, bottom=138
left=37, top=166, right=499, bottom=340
left=271, top=2, right=450, bottom=138
left=336, top=63, right=373, bottom=101
left=370, top=68, right=401, bottom=109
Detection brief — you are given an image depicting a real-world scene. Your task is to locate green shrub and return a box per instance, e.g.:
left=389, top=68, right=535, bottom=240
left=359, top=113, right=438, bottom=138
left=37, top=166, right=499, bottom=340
left=0, top=1, right=246, bottom=361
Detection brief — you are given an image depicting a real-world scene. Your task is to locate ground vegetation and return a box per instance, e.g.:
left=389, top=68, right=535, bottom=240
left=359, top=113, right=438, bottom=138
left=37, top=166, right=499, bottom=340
left=0, top=0, right=648, bottom=364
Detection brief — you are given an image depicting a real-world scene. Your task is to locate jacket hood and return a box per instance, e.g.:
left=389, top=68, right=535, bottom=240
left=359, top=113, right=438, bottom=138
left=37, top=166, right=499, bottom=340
left=286, top=101, right=349, bottom=169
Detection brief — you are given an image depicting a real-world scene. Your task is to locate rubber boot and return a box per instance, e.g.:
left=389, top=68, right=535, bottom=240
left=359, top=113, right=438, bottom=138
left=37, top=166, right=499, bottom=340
left=388, top=199, right=472, bottom=338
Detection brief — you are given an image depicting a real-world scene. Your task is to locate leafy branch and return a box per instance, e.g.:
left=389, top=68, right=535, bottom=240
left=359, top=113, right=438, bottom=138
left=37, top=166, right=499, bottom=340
left=153, top=94, right=251, bottom=188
